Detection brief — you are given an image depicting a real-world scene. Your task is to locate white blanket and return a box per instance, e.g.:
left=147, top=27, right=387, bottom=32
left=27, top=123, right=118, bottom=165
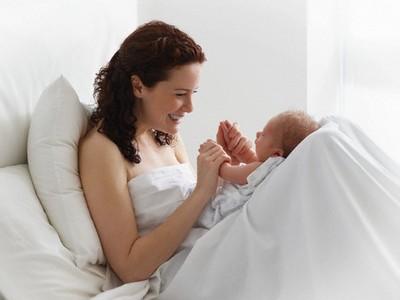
left=196, top=156, right=284, bottom=229
left=95, top=116, right=400, bottom=299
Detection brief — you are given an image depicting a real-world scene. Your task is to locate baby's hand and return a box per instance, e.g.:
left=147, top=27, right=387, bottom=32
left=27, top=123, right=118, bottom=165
left=217, top=121, right=254, bottom=163
left=217, top=121, right=239, bottom=164
left=225, top=121, right=252, bottom=153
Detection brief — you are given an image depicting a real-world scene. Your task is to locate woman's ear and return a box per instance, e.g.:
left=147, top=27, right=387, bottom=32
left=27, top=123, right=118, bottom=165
left=131, top=75, right=145, bottom=98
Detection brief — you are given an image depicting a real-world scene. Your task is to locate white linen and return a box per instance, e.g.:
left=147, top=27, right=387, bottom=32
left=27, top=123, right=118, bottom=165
left=159, top=117, right=400, bottom=299
left=27, top=76, right=105, bottom=267
left=94, top=164, right=208, bottom=299
left=127, top=163, right=208, bottom=252
left=94, top=116, right=400, bottom=300
left=0, top=165, right=105, bottom=300
left=197, top=156, right=284, bottom=229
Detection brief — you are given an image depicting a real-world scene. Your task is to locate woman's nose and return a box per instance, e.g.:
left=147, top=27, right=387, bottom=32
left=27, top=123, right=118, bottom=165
left=183, top=96, right=193, bottom=113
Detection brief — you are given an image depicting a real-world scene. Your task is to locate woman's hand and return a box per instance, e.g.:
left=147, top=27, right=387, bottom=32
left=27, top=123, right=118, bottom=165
left=217, top=120, right=257, bottom=164
left=195, top=139, right=231, bottom=199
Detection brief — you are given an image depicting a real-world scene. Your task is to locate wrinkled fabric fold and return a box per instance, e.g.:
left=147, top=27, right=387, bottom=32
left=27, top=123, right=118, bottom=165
left=159, top=117, right=400, bottom=300
left=196, top=156, right=284, bottom=229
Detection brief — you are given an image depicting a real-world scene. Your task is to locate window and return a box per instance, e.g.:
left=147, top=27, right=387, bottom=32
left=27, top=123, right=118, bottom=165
left=339, top=0, right=400, bottom=163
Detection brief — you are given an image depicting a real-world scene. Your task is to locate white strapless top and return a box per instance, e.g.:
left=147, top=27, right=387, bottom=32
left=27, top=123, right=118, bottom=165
left=127, top=163, right=207, bottom=249
left=102, top=164, right=207, bottom=297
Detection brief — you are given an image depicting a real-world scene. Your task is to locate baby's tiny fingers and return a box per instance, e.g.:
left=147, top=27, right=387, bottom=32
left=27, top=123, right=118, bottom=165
left=232, top=137, right=247, bottom=154
left=228, top=133, right=241, bottom=150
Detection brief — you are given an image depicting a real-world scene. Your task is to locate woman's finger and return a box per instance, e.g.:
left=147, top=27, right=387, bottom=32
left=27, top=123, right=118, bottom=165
left=199, top=140, right=217, bottom=152
left=198, top=142, right=220, bottom=156
left=206, top=144, right=225, bottom=158
left=209, top=147, right=229, bottom=162
left=214, top=153, right=231, bottom=166
left=201, top=142, right=225, bottom=157
left=198, top=142, right=207, bottom=152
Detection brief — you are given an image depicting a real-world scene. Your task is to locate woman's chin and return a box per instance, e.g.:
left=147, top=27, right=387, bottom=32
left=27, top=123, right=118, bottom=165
left=154, top=125, right=179, bottom=136
left=152, top=117, right=183, bottom=135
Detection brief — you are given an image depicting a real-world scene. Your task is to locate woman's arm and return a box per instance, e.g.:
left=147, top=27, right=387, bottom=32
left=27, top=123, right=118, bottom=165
left=79, top=132, right=227, bottom=283
left=219, top=161, right=262, bottom=185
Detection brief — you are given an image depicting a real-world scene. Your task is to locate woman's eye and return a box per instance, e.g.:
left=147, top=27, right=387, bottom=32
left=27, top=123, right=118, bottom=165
left=175, top=93, right=186, bottom=97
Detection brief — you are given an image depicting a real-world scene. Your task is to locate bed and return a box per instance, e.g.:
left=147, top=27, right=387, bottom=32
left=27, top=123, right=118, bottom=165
left=2, top=1, right=400, bottom=300
left=0, top=1, right=137, bottom=299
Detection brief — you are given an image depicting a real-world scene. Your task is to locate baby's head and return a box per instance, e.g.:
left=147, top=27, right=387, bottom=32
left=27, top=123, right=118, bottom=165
left=255, top=110, right=320, bottom=161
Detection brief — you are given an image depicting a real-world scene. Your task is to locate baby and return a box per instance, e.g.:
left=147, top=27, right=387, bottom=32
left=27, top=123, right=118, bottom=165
left=196, top=110, right=320, bottom=229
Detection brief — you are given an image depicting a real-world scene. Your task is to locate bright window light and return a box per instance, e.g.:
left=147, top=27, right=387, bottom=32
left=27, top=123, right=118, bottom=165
left=339, top=0, right=400, bottom=163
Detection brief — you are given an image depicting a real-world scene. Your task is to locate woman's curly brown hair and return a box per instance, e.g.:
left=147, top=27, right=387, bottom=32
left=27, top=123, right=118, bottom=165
left=90, top=21, right=206, bottom=164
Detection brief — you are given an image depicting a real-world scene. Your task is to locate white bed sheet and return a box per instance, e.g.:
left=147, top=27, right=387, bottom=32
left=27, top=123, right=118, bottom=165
left=95, top=116, right=400, bottom=300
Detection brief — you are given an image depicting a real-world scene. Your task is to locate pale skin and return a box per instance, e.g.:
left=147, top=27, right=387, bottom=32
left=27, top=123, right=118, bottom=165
left=79, top=63, right=230, bottom=283
left=201, top=117, right=284, bottom=185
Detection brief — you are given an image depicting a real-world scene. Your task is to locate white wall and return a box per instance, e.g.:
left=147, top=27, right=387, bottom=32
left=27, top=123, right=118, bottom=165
left=307, top=0, right=343, bottom=118
left=138, top=0, right=307, bottom=167
left=0, top=0, right=138, bottom=167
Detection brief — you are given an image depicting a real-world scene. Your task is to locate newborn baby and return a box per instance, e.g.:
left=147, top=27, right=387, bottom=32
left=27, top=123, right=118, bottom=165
left=196, top=110, right=320, bottom=229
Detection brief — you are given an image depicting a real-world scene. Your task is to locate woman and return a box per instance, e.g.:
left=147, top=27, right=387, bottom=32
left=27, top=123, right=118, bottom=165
left=80, top=21, right=400, bottom=300
left=79, top=20, right=232, bottom=291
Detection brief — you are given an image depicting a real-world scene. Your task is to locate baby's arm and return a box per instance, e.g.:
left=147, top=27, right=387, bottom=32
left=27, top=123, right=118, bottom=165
left=219, top=161, right=263, bottom=185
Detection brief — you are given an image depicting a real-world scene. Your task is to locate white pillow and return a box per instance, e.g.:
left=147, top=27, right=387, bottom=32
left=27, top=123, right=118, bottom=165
left=27, top=76, right=105, bottom=267
left=0, top=164, right=105, bottom=300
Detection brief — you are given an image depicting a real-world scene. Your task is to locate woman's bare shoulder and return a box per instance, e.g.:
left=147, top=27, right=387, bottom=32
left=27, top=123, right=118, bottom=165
left=79, top=127, right=127, bottom=180
left=81, top=126, right=113, bottom=148
left=80, top=127, right=122, bottom=159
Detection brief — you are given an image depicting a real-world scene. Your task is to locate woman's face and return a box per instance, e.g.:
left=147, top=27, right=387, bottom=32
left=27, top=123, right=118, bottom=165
left=135, top=63, right=202, bottom=135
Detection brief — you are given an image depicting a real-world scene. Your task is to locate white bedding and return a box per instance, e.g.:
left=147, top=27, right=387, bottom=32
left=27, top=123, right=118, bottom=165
left=95, top=116, right=400, bottom=299
left=196, top=156, right=284, bottom=229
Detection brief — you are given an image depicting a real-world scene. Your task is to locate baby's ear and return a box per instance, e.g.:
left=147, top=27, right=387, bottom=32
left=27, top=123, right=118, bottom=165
left=273, top=148, right=284, bottom=157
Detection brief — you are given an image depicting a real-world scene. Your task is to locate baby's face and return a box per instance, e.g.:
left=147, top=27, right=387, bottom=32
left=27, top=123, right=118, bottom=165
left=255, top=118, right=282, bottom=161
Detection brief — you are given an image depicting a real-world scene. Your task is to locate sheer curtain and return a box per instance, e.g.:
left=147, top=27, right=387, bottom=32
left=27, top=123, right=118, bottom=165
left=339, top=0, right=400, bottom=163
